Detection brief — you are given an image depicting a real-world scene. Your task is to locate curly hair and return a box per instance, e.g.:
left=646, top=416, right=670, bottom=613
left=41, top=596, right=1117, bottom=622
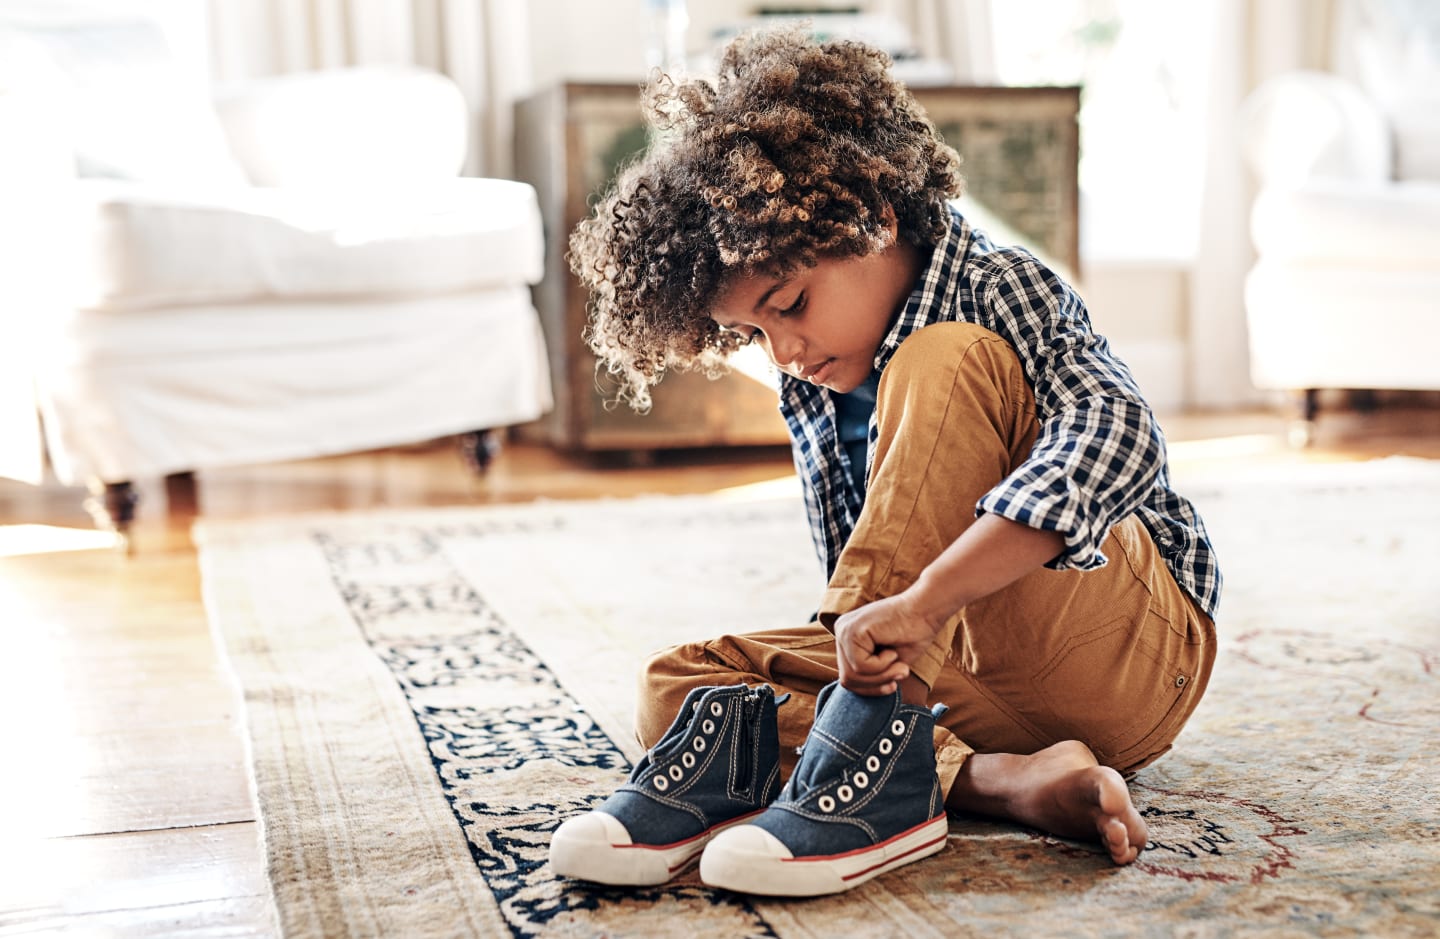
left=568, top=26, right=965, bottom=410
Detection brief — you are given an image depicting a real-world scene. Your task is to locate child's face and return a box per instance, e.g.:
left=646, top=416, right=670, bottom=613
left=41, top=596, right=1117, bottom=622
left=710, top=234, right=924, bottom=394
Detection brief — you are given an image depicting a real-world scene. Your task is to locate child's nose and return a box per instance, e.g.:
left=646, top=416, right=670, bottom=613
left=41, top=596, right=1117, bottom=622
left=767, top=328, right=804, bottom=371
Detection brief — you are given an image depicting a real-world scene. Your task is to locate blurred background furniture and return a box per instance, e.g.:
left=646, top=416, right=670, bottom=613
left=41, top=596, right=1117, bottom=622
left=1241, top=69, right=1440, bottom=442
left=514, top=83, right=791, bottom=455
left=0, top=9, right=551, bottom=543
left=514, top=81, right=1078, bottom=455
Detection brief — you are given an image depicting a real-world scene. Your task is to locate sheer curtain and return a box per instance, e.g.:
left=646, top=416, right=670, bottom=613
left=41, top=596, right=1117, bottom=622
left=206, top=0, right=531, bottom=177
left=875, top=0, right=997, bottom=81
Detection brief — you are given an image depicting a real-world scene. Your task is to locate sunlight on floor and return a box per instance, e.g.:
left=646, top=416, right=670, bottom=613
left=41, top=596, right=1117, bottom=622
left=714, top=475, right=804, bottom=501
left=0, top=524, right=117, bottom=558
left=1168, top=433, right=1283, bottom=462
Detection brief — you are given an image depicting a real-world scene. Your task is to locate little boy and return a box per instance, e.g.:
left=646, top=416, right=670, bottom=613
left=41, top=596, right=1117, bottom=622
left=549, top=27, right=1219, bottom=896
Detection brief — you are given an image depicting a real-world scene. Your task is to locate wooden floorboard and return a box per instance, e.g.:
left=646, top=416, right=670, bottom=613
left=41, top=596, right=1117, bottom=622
left=0, top=823, right=272, bottom=937
left=1, top=404, right=1437, bottom=936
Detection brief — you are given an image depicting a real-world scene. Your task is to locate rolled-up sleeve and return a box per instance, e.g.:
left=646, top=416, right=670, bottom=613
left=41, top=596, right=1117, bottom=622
left=971, top=251, right=1165, bottom=571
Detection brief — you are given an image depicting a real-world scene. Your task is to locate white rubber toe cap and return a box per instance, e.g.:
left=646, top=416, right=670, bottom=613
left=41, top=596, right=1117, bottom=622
left=707, top=824, right=793, bottom=859
left=551, top=810, right=709, bottom=886
left=554, top=810, right=633, bottom=847
left=549, top=811, right=640, bottom=884
left=701, top=815, right=949, bottom=897
left=699, top=824, right=803, bottom=894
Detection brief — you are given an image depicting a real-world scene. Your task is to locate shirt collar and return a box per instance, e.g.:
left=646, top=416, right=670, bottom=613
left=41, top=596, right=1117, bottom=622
left=872, top=204, right=974, bottom=372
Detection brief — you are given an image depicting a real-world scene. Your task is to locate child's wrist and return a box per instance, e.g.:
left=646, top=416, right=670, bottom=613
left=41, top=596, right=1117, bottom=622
left=900, top=575, right=960, bottom=637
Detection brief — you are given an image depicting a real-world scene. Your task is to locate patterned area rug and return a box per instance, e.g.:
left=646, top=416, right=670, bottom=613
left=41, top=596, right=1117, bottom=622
left=197, top=459, right=1440, bottom=938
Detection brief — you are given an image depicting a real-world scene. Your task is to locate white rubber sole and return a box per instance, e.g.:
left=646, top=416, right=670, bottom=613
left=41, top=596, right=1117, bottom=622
left=549, top=809, right=763, bottom=886
left=699, top=813, right=949, bottom=896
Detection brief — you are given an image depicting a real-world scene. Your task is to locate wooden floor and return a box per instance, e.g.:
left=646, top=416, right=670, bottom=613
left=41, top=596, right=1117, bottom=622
left=1, top=404, right=1438, bottom=936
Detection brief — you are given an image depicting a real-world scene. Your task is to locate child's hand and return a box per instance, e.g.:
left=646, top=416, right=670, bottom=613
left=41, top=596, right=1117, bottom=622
left=832, top=593, right=944, bottom=696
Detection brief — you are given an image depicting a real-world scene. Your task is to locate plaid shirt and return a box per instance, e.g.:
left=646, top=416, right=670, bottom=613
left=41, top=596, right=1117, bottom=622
left=779, top=205, right=1222, bottom=620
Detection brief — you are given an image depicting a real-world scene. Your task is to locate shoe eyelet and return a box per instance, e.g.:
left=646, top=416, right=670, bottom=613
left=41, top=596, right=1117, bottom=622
left=710, top=701, right=724, bottom=717
left=693, top=736, right=707, bottom=752
left=854, top=772, right=869, bottom=789
left=891, top=719, right=905, bottom=736
left=701, top=719, right=715, bottom=734
left=669, top=765, right=684, bottom=781
left=654, top=775, right=669, bottom=791
left=837, top=785, right=854, bottom=802
left=818, top=795, right=836, bottom=812
left=866, top=755, right=880, bottom=772
left=692, top=702, right=699, bottom=712
left=682, top=752, right=696, bottom=768
left=878, top=739, right=893, bottom=755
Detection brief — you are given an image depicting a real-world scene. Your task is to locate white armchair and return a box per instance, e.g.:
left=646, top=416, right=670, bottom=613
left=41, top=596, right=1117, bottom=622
left=1240, top=69, right=1440, bottom=440
left=2, top=12, right=551, bottom=541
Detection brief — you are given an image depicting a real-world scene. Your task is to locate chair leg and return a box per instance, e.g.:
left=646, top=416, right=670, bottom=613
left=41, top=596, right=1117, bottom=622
left=458, top=429, right=502, bottom=475
left=84, top=480, right=138, bottom=555
left=1287, top=388, right=1319, bottom=448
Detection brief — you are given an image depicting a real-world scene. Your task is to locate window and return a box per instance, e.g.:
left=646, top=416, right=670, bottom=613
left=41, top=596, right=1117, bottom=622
left=989, top=0, right=1212, bottom=260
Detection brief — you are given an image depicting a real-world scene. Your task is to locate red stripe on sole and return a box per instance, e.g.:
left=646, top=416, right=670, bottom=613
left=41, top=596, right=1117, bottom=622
left=840, top=833, right=948, bottom=881
left=771, top=813, right=948, bottom=881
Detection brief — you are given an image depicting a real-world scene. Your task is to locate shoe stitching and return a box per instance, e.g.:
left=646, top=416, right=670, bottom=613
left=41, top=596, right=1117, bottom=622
left=624, top=688, right=749, bottom=829
left=806, top=727, right=865, bottom=761
left=773, top=801, right=880, bottom=841
left=788, top=707, right=920, bottom=816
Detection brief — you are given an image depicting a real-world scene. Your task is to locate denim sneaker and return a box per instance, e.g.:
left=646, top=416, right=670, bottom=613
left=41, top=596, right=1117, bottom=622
left=699, top=681, right=948, bottom=896
left=549, top=683, right=786, bottom=886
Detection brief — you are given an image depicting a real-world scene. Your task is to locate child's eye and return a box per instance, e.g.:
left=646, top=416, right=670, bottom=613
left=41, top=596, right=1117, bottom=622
left=778, top=292, right=807, bottom=317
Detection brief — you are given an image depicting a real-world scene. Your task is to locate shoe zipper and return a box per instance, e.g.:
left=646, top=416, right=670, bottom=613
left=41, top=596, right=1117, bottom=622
left=735, top=689, right=761, bottom=796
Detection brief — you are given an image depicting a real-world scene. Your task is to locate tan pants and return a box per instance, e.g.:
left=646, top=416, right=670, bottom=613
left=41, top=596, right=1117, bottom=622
left=638, top=323, right=1216, bottom=799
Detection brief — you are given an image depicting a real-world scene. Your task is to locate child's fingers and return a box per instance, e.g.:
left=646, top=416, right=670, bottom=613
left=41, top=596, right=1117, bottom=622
left=842, top=641, right=897, bottom=679
left=838, top=641, right=909, bottom=696
left=858, top=644, right=899, bottom=671
left=839, top=663, right=909, bottom=696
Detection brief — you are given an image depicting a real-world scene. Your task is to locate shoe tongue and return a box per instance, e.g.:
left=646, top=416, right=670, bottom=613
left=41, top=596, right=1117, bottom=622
left=643, top=684, right=734, bottom=767
left=790, top=683, right=897, bottom=793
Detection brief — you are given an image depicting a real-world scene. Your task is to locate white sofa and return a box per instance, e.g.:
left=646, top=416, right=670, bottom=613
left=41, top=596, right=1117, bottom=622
left=1, top=13, right=551, bottom=539
left=1240, top=69, right=1440, bottom=438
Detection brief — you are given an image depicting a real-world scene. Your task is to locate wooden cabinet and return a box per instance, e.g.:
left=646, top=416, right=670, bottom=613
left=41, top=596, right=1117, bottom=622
left=912, top=85, right=1081, bottom=279
left=513, top=82, right=1079, bottom=454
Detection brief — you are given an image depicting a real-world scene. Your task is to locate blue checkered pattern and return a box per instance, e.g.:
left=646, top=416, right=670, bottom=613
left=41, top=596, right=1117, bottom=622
left=779, top=205, right=1222, bottom=619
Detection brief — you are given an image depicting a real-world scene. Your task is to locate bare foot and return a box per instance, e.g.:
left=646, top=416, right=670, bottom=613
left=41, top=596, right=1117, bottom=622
left=946, top=740, right=1148, bottom=865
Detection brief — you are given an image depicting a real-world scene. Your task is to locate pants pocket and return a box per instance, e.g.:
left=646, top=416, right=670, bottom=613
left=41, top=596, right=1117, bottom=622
left=1032, top=612, right=1187, bottom=763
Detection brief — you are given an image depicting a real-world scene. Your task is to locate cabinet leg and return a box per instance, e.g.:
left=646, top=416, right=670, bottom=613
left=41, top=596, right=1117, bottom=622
left=459, top=429, right=502, bottom=475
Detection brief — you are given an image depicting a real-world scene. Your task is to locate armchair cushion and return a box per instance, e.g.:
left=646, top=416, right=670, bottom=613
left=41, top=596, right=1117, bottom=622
left=1239, top=71, right=1392, bottom=186
left=73, top=178, right=544, bottom=312
left=212, top=67, right=471, bottom=187
left=1386, top=90, right=1440, bottom=180
left=1249, top=180, right=1440, bottom=266
left=1354, top=29, right=1440, bottom=181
